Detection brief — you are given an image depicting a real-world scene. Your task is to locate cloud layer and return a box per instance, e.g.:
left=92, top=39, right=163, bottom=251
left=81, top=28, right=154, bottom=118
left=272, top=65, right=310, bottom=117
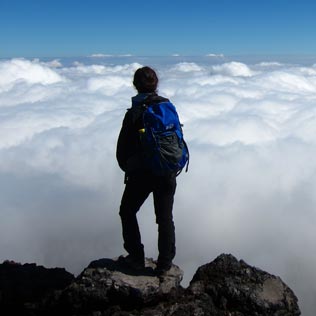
left=1, top=57, right=316, bottom=315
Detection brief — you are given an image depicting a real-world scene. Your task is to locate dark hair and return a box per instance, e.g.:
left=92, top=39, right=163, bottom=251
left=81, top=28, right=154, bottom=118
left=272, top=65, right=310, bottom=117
left=133, top=66, right=158, bottom=93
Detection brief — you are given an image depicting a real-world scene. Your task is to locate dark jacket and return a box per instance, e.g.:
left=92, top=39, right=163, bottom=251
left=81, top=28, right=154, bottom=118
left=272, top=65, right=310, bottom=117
left=116, top=93, right=168, bottom=174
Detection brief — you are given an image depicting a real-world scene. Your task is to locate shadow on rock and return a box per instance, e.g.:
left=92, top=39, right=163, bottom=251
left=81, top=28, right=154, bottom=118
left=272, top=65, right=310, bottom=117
left=87, top=257, right=156, bottom=277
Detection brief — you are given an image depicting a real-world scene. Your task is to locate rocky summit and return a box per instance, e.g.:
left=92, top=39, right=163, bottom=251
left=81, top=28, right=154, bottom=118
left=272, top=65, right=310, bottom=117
left=0, top=254, right=300, bottom=316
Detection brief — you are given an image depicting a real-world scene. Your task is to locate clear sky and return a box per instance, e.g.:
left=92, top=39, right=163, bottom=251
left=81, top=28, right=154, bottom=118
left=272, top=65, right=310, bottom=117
left=1, top=0, right=316, bottom=58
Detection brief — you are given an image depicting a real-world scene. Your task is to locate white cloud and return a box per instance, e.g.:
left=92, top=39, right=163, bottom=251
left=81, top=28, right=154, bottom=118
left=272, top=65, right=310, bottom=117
left=89, top=53, right=113, bottom=58
left=32, top=59, right=63, bottom=68
left=1, top=57, right=316, bottom=315
left=206, top=53, right=225, bottom=58
left=0, top=58, right=63, bottom=88
left=211, top=61, right=256, bottom=77
left=89, top=54, right=133, bottom=58
left=257, top=61, right=283, bottom=67
left=256, top=70, right=316, bottom=93
left=170, top=62, right=203, bottom=73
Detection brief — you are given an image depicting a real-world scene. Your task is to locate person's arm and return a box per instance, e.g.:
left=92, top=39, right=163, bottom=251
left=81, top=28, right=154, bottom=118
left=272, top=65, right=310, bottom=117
left=116, top=113, right=130, bottom=172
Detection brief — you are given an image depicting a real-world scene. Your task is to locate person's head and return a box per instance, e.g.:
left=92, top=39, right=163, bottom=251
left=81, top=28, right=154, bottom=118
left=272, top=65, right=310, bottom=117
left=133, top=66, right=158, bottom=93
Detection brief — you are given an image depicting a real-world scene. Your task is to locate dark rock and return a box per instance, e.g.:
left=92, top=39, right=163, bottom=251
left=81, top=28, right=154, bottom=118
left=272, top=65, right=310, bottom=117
left=0, top=254, right=301, bottom=316
left=54, top=257, right=183, bottom=313
left=188, top=253, right=300, bottom=316
left=0, top=260, right=74, bottom=315
left=92, top=254, right=300, bottom=316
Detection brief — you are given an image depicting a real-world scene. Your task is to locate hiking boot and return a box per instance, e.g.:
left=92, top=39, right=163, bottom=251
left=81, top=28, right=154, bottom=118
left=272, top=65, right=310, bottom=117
left=155, top=261, right=172, bottom=276
left=119, top=255, right=145, bottom=271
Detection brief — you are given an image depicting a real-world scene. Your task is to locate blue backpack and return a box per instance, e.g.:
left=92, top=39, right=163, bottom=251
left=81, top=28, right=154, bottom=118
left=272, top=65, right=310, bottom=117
left=139, top=100, right=189, bottom=176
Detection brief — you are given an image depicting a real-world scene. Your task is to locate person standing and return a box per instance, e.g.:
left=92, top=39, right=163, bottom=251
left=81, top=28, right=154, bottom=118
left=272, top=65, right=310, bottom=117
left=116, top=66, right=179, bottom=275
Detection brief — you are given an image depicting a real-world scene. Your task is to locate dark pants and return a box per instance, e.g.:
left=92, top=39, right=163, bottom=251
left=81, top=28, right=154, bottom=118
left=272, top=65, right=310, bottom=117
left=119, top=172, right=177, bottom=265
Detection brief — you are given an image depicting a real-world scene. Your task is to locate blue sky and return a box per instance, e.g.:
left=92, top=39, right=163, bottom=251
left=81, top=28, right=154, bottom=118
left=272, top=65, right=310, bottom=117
left=1, top=0, right=316, bottom=58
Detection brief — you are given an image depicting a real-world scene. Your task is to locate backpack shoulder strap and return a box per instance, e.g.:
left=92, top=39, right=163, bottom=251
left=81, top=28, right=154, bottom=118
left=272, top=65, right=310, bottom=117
left=127, top=105, right=146, bottom=127
left=143, top=95, right=169, bottom=106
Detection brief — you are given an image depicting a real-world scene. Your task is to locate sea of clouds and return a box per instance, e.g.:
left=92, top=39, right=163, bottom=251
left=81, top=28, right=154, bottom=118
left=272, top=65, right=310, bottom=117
left=1, top=56, right=316, bottom=315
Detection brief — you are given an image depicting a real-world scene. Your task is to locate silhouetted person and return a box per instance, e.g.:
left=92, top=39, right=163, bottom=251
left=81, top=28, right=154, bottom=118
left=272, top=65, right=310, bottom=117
left=116, top=67, right=178, bottom=274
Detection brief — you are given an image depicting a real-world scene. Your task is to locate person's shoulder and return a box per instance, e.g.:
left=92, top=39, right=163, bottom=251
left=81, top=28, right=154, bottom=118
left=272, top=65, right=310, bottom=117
left=146, top=95, right=170, bottom=104
left=124, top=105, right=144, bottom=125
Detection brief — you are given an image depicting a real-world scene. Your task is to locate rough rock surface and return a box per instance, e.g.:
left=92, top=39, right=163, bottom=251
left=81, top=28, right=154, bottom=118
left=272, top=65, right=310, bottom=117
left=0, top=260, right=74, bottom=315
left=0, top=254, right=301, bottom=316
left=52, top=257, right=183, bottom=313
left=187, top=253, right=301, bottom=316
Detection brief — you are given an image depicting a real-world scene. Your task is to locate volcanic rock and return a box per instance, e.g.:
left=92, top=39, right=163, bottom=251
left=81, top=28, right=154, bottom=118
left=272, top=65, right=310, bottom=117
left=188, top=253, right=300, bottom=316
left=0, top=254, right=301, bottom=316
left=54, top=257, right=183, bottom=313
left=0, top=260, right=74, bottom=315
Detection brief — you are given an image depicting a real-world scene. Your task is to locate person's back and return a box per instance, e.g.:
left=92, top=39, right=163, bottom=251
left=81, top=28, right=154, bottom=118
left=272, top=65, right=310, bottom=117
left=116, top=66, right=181, bottom=274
